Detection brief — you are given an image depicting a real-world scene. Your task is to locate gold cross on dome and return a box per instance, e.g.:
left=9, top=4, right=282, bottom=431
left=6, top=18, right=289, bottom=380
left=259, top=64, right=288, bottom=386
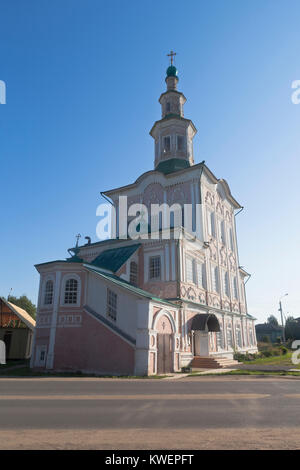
left=167, top=50, right=177, bottom=65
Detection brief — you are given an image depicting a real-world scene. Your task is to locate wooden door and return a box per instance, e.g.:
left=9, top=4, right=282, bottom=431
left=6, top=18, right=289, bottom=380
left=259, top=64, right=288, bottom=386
left=157, top=333, right=173, bottom=374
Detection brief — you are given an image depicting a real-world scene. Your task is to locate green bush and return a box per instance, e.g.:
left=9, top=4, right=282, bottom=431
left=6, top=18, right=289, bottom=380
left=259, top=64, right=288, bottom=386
left=279, top=346, right=288, bottom=355
left=261, top=350, right=272, bottom=357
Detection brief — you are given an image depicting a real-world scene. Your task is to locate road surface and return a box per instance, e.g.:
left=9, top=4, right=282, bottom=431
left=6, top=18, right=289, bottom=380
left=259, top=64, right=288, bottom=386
left=0, top=376, right=300, bottom=449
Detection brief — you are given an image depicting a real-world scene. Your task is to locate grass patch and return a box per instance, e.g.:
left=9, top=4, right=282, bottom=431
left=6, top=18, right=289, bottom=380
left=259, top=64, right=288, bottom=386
left=242, top=352, right=299, bottom=368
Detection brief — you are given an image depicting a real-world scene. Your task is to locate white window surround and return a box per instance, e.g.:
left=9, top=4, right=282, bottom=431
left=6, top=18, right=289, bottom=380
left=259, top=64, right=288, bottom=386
left=211, top=265, right=220, bottom=293
left=144, top=251, right=164, bottom=283
left=223, top=271, right=230, bottom=297
left=226, top=323, right=233, bottom=349
left=228, top=227, right=234, bottom=251
left=41, top=275, right=55, bottom=308
left=185, top=257, right=194, bottom=283
left=219, top=219, right=226, bottom=245
left=232, top=276, right=238, bottom=300
left=216, top=320, right=224, bottom=350
left=196, top=261, right=205, bottom=288
left=60, top=273, right=81, bottom=307
left=207, top=210, right=216, bottom=238
left=235, top=324, right=242, bottom=348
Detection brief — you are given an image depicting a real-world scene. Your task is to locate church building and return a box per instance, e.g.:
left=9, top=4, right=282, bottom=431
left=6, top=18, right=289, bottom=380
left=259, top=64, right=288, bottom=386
left=31, top=56, right=257, bottom=375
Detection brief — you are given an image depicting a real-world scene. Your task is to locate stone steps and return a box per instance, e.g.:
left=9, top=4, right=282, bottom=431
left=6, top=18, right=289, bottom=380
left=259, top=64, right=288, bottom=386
left=190, top=356, right=240, bottom=369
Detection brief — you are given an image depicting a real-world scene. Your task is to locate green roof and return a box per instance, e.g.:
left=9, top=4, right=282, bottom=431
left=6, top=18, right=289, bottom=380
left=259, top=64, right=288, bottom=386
left=155, top=158, right=191, bottom=175
left=91, top=244, right=141, bottom=272
left=84, top=264, right=177, bottom=306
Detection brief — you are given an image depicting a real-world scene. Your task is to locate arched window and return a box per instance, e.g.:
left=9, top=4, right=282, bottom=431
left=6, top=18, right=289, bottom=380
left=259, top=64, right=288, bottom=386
left=44, top=280, right=54, bottom=305
left=130, top=261, right=138, bottom=286
left=64, top=278, right=78, bottom=304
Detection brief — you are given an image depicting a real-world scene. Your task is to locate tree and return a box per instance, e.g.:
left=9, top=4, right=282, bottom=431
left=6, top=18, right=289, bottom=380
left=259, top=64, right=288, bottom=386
left=285, top=316, right=300, bottom=340
left=7, top=295, right=36, bottom=319
left=267, top=315, right=279, bottom=326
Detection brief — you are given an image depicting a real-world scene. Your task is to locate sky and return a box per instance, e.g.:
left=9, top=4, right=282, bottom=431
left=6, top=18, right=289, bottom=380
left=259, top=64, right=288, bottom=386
left=0, top=0, right=299, bottom=323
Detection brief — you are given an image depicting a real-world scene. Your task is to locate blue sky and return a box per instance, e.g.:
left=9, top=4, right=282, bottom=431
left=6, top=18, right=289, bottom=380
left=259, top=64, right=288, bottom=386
left=0, top=0, right=299, bottom=323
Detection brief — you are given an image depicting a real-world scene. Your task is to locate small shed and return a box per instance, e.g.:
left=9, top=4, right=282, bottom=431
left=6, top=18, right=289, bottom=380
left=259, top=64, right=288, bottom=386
left=0, top=297, right=35, bottom=360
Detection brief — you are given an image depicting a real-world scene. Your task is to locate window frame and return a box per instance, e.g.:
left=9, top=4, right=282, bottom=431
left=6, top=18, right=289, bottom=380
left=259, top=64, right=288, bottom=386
left=176, top=134, right=185, bottom=151
left=129, top=261, right=138, bottom=286
left=211, top=265, right=220, bottom=293
left=149, top=255, right=161, bottom=280
left=44, top=280, right=54, bottom=306
left=163, top=135, right=171, bottom=152
left=107, top=288, right=117, bottom=322
left=61, top=273, right=81, bottom=307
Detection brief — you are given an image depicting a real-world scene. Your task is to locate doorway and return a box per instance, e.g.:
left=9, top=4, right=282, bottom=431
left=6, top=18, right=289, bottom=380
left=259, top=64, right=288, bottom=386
left=157, top=333, right=173, bottom=374
left=3, top=331, right=12, bottom=358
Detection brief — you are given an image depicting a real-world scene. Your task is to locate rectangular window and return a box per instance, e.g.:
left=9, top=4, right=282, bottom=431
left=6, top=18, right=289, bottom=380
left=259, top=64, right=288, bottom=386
left=223, top=271, right=230, bottom=297
left=233, top=276, right=238, bottom=299
left=211, top=266, right=219, bottom=293
left=207, top=211, right=216, bottom=237
left=236, top=325, right=242, bottom=348
left=186, top=258, right=194, bottom=283
left=177, top=135, right=185, bottom=151
left=196, top=262, right=202, bottom=287
left=197, top=262, right=206, bottom=288
left=149, top=256, right=161, bottom=280
left=219, top=220, right=226, bottom=244
left=166, top=102, right=171, bottom=113
left=228, top=227, right=234, bottom=251
left=107, top=289, right=117, bottom=322
left=227, top=324, right=233, bottom=349
left=216, top=325, right=224, bottom=350
left=163, top=136, right=171, bottom=152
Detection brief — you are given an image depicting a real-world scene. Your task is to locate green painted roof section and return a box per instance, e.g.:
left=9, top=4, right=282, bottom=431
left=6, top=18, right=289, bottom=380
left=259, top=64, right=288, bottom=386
left=155, top=158, right=191, bottom=175
left=246, top=313, right=257, bottom=320
left=84, top=264, right=177, bottom=306
left=66, top=256, right=84, bottom=263
left=91, top=244, right=141, bottom=272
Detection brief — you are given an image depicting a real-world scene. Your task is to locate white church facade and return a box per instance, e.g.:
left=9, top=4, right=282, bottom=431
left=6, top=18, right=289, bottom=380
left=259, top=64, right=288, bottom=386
left=31, top=58, right=257, bottom=375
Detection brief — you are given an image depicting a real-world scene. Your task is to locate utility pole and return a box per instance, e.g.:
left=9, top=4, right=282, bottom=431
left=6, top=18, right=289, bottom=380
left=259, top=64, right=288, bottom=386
left=279, top=293, right=288, bottom=343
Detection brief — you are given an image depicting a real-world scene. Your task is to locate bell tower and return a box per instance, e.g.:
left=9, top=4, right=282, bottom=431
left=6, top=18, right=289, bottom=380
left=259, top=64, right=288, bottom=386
left=150, top=52, right=197, bottom=173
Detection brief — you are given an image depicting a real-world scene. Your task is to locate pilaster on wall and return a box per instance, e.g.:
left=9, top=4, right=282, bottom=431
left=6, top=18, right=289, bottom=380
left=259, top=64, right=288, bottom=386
left=46, top=271, right=61, bottom=369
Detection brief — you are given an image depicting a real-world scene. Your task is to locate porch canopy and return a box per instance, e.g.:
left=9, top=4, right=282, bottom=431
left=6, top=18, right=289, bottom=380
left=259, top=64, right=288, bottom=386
left=191, top=313, right=220, bottom=332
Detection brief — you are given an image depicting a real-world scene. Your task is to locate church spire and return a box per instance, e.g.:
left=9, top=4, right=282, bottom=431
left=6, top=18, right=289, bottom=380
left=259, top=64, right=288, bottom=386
left=149, top=54, right=197, bottom=172
left=166, top=50, right=179, bottom=91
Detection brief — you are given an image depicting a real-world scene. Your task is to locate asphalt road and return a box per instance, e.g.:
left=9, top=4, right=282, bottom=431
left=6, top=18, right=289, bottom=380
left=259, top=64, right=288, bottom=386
left=0, top=376, right=300, bottom=449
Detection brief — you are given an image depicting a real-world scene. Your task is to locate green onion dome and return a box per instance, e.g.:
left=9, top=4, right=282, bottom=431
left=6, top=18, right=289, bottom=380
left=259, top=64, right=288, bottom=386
left=166, top=65, right=178, bottom=78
